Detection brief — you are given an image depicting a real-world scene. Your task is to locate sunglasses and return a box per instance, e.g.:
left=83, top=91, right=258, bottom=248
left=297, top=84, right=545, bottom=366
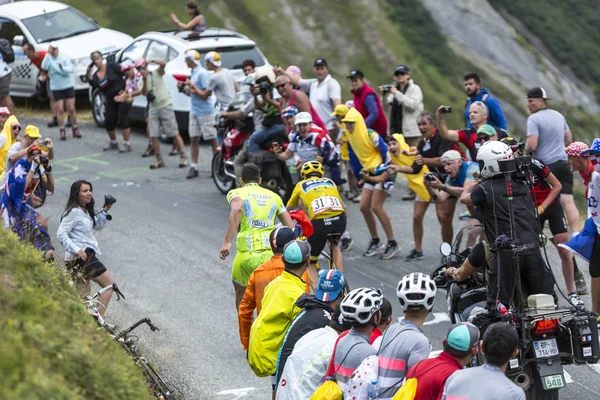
left=12, top=125, right=21, bottom=131
left=275, top=83, right=288, bottom=90
left=475, top=136, right=490, bottom=144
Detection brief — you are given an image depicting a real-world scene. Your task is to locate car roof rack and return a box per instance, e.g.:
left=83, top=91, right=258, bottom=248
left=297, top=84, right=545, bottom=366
left=171, top=27, right=249, bottom=41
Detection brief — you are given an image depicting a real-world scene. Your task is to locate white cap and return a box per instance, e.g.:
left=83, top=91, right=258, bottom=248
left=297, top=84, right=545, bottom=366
left=204, top=51, right=221, bottom=67
left=294, top=112, right=312, bottom=125
left=49, top=41, right=58, bottom=49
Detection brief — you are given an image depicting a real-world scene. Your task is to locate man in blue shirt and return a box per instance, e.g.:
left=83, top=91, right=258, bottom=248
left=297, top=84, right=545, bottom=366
left=179, top=50, right=216, bottom=179
left=464, top=73, right=507, bottom=131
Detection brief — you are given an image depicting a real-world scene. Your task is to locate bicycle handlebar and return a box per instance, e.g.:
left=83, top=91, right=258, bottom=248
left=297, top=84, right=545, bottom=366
left=87, top=283, right=125, bottom=301
left=114, top=317, right=160, bottom=339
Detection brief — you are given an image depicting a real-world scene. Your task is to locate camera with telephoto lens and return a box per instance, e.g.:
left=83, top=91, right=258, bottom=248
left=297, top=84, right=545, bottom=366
left=146, top=90, right=156, bottom=102
left=39, top=155, right=48, bottom=166
left=257, top=80, right=271, bottom=96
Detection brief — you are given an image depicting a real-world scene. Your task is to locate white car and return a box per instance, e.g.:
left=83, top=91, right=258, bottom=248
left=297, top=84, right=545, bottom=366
left=0, top=0, right=132, bottom=97
left=90, top=28, right=270, bottom=134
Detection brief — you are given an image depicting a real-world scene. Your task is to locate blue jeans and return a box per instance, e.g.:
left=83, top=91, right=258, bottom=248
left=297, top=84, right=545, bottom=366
left=247, top=124, right=286, bottom=152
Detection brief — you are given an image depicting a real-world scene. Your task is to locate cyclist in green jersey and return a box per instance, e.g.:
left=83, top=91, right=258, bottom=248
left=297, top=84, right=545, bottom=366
left=220, top=163, right=295, bottom=309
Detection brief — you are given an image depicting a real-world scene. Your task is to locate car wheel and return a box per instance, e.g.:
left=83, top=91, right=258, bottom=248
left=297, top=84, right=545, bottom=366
left=92, top=89, right=106, bottom=128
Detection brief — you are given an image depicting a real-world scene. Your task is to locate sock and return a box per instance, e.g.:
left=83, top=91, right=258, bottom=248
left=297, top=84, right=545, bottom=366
left=191, top=163, right=198, bottom=170
left=110, top=140, right=117, bottom=144
left=388, top=240, right=397, bottom=246
left=123, top=141, right=130, bottom=145
left=568, top=292, right=576, bottom=297
left=371, top=237, right=380, bottom=244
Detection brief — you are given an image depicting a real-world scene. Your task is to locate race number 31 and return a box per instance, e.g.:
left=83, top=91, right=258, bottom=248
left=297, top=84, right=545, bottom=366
left=311, top=196, right=343, bottom=215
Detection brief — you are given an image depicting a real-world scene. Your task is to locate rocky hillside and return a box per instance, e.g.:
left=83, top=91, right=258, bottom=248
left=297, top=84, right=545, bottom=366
left=64, top=0, right=600, bottom=139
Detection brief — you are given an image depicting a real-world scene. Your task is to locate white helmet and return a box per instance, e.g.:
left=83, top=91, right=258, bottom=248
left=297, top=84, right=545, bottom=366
left=397, top=273, right=437, bottom=311
left=476, top=141, right=513, bottom=179
left=254, top=66, right=275, bottom=84
left=340, top=288, right=383, bottom=324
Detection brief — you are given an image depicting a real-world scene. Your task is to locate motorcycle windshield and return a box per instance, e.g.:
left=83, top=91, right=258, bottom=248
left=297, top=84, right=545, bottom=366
left=452, top=224, right=483, bottom=255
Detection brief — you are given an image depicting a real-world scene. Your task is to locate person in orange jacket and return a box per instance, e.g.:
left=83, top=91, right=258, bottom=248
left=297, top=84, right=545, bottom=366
left=238, top=226, right=296, bottom=350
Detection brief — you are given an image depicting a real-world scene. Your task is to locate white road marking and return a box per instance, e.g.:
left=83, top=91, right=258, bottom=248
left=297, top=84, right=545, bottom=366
left=216, top=387, right=256, bottom=399
left=589, top=363, right=600, bottom=375
left=564, top=370, right=574, bottom=383
left=398, top=312, right=450, bottom=326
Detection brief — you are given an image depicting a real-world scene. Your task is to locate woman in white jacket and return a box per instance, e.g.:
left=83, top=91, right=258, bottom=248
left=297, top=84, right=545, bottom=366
left=57, top=180, right=116, bottom=315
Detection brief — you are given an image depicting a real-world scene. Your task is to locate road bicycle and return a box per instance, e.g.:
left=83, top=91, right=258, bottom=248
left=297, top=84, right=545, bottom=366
left=83, top=284, right=176, bottom=400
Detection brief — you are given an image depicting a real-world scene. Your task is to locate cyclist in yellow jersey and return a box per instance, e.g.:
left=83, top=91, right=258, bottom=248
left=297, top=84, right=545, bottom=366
left=220, top=163, right=294, bottom=310
left=287, top=161, right=347, bottom=291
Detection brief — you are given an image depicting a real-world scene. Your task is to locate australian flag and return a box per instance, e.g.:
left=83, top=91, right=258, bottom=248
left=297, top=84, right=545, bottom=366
left=1, top=158, right=53, bottom=252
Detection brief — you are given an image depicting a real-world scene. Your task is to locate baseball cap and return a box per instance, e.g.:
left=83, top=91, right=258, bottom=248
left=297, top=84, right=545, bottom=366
left=331, top=104, right=349, bottom=117
left=134, top=58, right=145, bottom=69
left=286, top=65, right=302, bottom=78
left=476, top=124, right=497, bottom=137
left=283, top=240, right=311, bottom=264
left=566, top=142, right=590, bottom=157
left=269, top=226, right=296, bottom=252
left=0, top=107, right=10, bottom=115
left=394, top=65, right=410, bottom=75
left=447, top=322, right=480, bottom=352
left=120, top=60, right=133, bottom=72
left=346, top=70, right=364, bottom=79
left=441, top=150, right=462, bottom=163
left=527, top=87, right=549, bottom=99
left=314, top=58, right=328, bottom=67
left=49, top=41, right=58, bottom=49
left=205, top=51, right=222, bottom=67
left=581, top=138, right=600, bottom=156
left=24, top=125, right=41, bottom=138
left=185, top=50, right=201, bottom=65
left=282, top=106, right=299, bottom=117
left=315, top=270, right=346, bottom=302
left=295, top=112, right=312, bottom=125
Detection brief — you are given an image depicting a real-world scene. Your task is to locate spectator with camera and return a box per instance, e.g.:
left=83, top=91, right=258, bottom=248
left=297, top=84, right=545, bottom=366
left=140, top=58, right=189, bottom=170
left=347, top=69, right=388, bottom=137
left=4, top=124, right=53, bottom=182
left=177, top=50, right=216, bottom=179
left=437, top=102, right=507, bottom=161
left=57, top=181, right=117, bottom=309
left=463, top=73, right=507, bottom=131
left=42, top=43, right=80, bottom=140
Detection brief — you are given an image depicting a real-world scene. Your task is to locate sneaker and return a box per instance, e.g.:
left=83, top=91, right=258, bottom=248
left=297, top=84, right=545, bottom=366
left=459, top=211, right=472, bottom=221
left=59, top=127, right=66, bottom=141
left=186, top=167, right=199, bottom=179
left=47, top=117, right=58, bottom=128
left=405, top=249, right=424, bottom=261
left=575, top=269, right=588, bottom=296
left=169, top=148, right=180, bottom=156
left=381, top=243, right=401, bottom=260
left=141, top=143, right=154, bottom=158
left=351, top=193, right=361, bottom=203
left=66, top=118, right=72, bottom=128
left=363, top=240, right=384, bottom=257
left=119, top=142, right=132, bottom=153
left=340, top=237, right=353, bottom=252
left=103, top=141, right=119, bottom=151
left=568, top=292, right=585, bottom=308
left=149, top=158, right=165, bottom=169
left=179, top=154, right=189, bottom=168
left=402, top=193, right=416, bottom=201
left=72, top=126, right=82, bottom=139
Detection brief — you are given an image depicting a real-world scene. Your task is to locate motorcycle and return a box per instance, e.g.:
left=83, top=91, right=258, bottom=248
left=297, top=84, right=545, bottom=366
left=211, top=92, right=254, bottom=194
left=432, top=225, right=600, bottom=400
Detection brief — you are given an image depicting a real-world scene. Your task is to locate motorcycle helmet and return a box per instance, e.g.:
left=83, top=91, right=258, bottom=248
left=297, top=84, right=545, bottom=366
left=254, top=65, right=275, bottom=84
left=300, top=161, right=324, bottom=179
left=340, top=288, right=383, bottom=324
left=397, top=272, right=437, bottom=312
left=476, top=141, right=513, bottom=179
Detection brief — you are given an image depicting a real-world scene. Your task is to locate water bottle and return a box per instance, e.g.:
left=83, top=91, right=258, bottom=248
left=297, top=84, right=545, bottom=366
left=367, top=379, right=380, bottom=399
left=496, top=300, right=508, bottom=315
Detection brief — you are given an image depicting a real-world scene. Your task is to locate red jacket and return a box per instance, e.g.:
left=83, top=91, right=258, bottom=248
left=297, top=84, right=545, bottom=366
left=351, top=83, right=388, bottom=136
left=405, top=351, right=464, bottom=400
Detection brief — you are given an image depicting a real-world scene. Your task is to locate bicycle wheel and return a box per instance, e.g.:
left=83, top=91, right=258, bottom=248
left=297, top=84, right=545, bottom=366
left=137, top=357, right=174, bottom=400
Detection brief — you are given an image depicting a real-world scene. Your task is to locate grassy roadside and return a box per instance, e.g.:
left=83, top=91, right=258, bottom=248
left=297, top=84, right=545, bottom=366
left=0, top=229, right=153, bottom=400
left=13, top=96, right=94, bottom=124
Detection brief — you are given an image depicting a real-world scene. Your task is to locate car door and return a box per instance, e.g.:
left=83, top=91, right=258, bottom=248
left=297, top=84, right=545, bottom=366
left=0, top=17, right=34, bottom=96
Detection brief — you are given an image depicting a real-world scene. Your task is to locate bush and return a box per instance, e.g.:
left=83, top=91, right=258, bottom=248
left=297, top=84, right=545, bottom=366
left=0, top=229, right=153, bottom=400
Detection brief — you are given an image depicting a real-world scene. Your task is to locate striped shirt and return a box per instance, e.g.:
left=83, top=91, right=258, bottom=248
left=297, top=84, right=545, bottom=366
left=332, top=329, right=376, bottom=389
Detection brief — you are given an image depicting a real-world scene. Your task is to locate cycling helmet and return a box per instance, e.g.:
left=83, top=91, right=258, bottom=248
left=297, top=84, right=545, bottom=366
left=340, top=288, right=383, bottom=324
left=500, top=137, right=519, bottom=146
left=282, top=106, right=298, bottom=117
left=255, top=66, right=276, bottom=84
left=396, top=272, right=437, bottom=312
left=476, top=141, right=513, bottom=179
left=301, top=161, right=324, bottom=179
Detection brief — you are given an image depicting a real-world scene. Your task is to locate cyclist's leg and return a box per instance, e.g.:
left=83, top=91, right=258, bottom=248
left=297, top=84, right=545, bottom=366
left=328, top=215, right=347, bottom=271
left=307, top=219, right=328, bottom=294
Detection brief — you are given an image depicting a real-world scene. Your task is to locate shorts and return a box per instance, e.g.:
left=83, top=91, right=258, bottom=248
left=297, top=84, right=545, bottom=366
left=148, top=104, right=178, bottom=138
left=308, top=213, right=347, bottom=258
left=52, top=87, right=75, bottom=101
left=0, top=72, right=11, bottom=97
left=538, top=201, right=567, bottom=235
left=232, top=249, right=273, bottom=286
left=189, top=113, right=217, bottom=140
left=65, top=248, right=107, bottom=280
left=105, top=97, right=132, bottom=131
left=548, top=160, right=573, bottom=195
left=363, top=180, right=394, bottom=193
left=589, top=233, right=600, bottom=278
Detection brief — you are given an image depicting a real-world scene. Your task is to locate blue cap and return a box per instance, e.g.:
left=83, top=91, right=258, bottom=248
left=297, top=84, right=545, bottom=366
left=315, top=269, right=345, bottom=302
left=282, top=106, right=298, bottom=117
left=447, top=322, right=480, bottom=352
left=283, top=240, right=311, bottom=264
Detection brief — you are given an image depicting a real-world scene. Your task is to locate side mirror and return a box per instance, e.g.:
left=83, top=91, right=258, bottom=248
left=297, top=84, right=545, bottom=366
left=13, top=35, right=24, bottom=47
left=440, top=242, right=452, bottom=257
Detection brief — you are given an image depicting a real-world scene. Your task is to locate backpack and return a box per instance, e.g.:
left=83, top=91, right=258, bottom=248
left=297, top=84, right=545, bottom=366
left=310, top=378, right=343, bottom=400
left=0, top=39, right=15, bottom=64
left=392, top=378, right=418, bottom=400
left=344, top=355, right=379, bottom=400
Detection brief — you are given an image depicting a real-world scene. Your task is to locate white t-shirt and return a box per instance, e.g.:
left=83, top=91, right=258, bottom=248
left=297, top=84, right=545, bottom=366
left=300, top=75, right=341, bottom=131
left=207, top=68, right=236, bottom=111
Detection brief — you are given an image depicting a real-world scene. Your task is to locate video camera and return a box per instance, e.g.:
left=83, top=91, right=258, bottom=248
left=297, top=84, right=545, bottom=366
left=425, top=171, right=448, bottom=183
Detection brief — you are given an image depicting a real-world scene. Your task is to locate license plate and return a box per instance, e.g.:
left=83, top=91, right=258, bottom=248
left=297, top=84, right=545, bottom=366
left=533, top=338, right=559, bottom=358
left=543, top=374, right=565, bottom=389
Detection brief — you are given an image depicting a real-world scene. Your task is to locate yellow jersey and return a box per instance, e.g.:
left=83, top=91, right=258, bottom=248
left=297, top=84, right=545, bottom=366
left=287, top=177, right=344, bottom=220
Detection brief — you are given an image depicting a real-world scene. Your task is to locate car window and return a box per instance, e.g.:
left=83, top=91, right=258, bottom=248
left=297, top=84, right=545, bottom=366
left=167, top=47, right=178, bottom=62
left=22, top=7, right=99, bottom=43
left=0, top=18, right=25, bottom=44
left=146, top=41, right=169, bottom=62
left=192, top=46, right=265, bottom=70
left=120, top=39, right=149, bottom=63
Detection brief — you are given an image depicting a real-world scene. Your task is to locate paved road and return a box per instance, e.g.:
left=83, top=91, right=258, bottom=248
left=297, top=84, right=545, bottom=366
left=28, top=117, right=600, bottom=399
